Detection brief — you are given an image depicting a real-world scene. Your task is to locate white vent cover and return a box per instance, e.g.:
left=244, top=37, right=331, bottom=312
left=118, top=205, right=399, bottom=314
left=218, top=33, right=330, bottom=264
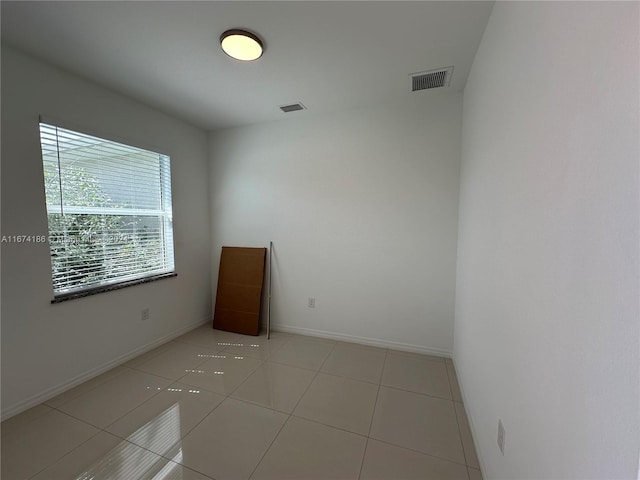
left=280, top=102, right=306, bottom=113
left=410, top=67, right=454, bottom=92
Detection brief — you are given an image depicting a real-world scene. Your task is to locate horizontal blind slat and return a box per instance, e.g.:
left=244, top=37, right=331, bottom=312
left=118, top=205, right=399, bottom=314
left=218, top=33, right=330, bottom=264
left=39, top=122, right=175, bottom=296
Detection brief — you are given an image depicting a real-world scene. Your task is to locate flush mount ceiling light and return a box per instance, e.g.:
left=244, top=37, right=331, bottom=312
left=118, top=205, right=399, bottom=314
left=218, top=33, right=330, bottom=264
left=220, top=29, right=264, bottom=61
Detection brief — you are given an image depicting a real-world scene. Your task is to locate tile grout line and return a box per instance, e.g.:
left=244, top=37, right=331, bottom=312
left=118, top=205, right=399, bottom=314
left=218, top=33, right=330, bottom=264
left=163, top=345, right=267, bottom=454
left=111, top=333, right=267, bottom=476
left=444, top=360, right=472, bottom=471
left=202, top=389, right=472, bottom=471
left=29, top=392, right=218, bottom=480
left=121, top=340, right=176, bottom=368
left=378, top=383, right=455, bottom=402
left=245, top=410, right=291, bottom=480
left=366, top=436, right=472, bottom=469
left=292, top=338, right=338, bottom=413
left=42, top=367, right=130, bottom=410
left=444, top=359, right=472, bottom=475
left=357, top=347, right=388, bottom=480
left=286, top=411, right=370, bottom=439
left=304, top=365, right=385, bottom=386
left=368, top=348, right=471, bottom=469
left=224, top=337, right=310, bottom=412
left=104, top=430, right=219, bottom=480
left=10, top=330, right=259, bottom=480
left=223, top=348, right=271, bottom=400
left=385, top=349, right=448, bottom=365
left=317, top=348, right=388, bottom=385
left=12, top=327, right=462, bottom=480
left=172, top=343, right=265, bottom=396
left=156, top=331, right=286, bottom=450
left=51, top=340, right=224, bottom=413
left=212, top=392, right=472, bottom=470
left=23, top=419, right=103, bottom=480
left=46, top=371, right=171, bottom=433
left=444, top=358, right=457, bottom=401
left=226, top=397, right=472, bottom=472
left=113, top=337, right=467, bottom=468
left=36, top=350, right=229, bottom=478
left=449, top=394, right=472, bottom=472
left=246, top=337, right=338, bottom=479
left=445, top=359, right=472, bottom=471
left=368, top=348, right=388, bottom=438
left=216, top=353, right=382, bottom=435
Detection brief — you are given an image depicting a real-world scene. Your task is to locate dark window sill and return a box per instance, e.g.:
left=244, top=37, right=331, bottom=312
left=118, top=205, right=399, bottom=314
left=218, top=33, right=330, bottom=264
left=51, top=272, right=177, bottom=304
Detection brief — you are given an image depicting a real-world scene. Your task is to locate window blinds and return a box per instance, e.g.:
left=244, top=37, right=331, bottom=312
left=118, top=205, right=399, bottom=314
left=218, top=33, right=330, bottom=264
left=39, top=122, right=175, bottom=296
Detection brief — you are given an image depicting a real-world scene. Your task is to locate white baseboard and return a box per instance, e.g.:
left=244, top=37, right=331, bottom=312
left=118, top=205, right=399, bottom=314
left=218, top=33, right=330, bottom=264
left=1, top=316, right=210, bottom=421
left=271, top=323, right=452, bottom=358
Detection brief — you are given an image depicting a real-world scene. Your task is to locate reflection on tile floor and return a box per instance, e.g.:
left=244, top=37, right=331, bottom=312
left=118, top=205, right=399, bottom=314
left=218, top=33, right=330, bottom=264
left=1, top=325, right=484, bottom=480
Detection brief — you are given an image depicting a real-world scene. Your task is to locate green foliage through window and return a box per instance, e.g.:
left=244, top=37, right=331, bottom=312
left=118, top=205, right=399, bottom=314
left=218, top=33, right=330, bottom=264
left=40, top=122, right=174, bottom=296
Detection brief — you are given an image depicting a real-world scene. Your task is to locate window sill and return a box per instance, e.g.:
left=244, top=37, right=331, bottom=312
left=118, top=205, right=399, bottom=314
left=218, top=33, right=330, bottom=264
left=51, top=272, right=177, bottom=304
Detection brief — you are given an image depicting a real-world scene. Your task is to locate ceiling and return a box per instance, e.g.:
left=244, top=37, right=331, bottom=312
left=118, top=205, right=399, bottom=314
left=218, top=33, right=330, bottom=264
left=1, top=1, right=494, bottom=131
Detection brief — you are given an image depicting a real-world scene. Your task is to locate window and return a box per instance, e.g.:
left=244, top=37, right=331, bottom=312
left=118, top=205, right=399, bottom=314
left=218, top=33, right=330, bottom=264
left=39, top=121, right=175, bottom=300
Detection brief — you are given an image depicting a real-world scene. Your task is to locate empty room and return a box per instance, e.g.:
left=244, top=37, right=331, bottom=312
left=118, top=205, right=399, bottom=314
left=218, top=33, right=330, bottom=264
left=1, top=1, right=638, bottom=479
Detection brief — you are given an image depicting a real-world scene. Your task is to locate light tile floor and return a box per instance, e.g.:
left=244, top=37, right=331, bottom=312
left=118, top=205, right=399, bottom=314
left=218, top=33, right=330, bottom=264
left=1, top=325, right=484, bottom=480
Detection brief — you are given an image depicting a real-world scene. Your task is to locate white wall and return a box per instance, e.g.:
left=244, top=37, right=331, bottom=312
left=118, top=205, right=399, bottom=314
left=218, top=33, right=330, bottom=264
left=455, top=2, right=639, bottom=479
left=210, top=94, right=461, bottom=355
left=1, top=46, right=212, bottom=419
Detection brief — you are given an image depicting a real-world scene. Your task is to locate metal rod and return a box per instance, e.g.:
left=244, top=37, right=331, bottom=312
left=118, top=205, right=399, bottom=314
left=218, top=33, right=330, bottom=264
left=268, top=241, right=273, bottom=339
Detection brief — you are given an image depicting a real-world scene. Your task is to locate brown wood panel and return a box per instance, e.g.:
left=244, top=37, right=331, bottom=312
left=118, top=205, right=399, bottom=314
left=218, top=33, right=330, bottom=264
left=213, top=247, right=266, bottom=336
left=216, top=283, right=262, bottom=314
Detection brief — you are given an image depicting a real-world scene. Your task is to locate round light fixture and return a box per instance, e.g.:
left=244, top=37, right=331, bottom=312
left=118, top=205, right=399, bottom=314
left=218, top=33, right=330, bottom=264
left=220, top=29, right=264, bottom=61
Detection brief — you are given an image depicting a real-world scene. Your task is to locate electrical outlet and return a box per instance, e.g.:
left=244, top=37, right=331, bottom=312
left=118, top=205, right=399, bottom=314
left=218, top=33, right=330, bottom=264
left=497, top=419, right=505, bottom=455
left=308, top=297, right=316, bottom=308
left=141, top=308, right=150, bottom=321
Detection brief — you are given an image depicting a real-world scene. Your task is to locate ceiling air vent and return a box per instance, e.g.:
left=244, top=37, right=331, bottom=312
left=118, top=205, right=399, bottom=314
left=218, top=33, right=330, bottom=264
left=279, top=102, right=306, bottom=113
left=410, top=67, right=454, bottom=92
